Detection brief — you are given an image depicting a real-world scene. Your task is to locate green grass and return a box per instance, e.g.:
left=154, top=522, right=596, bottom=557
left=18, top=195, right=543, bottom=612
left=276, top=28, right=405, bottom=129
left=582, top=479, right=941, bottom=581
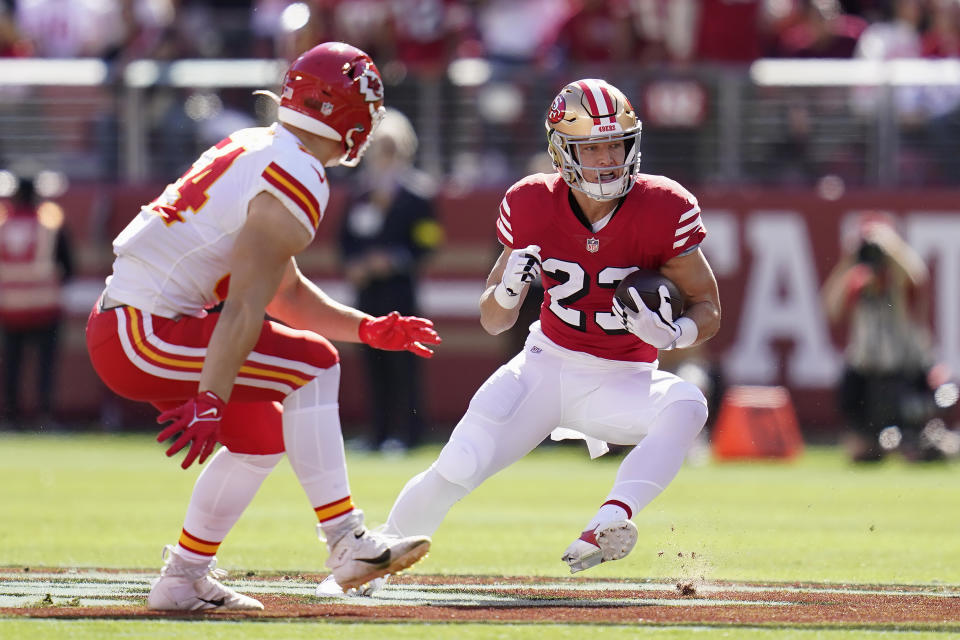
left=1, top=432, right=959, bottom=639
left=1, top=620, right=957, bottom=640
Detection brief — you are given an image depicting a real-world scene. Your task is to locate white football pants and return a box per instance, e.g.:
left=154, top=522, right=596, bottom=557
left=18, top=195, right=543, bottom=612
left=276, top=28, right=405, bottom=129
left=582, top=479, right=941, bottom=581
left=386, top=327, right=707, bottom=537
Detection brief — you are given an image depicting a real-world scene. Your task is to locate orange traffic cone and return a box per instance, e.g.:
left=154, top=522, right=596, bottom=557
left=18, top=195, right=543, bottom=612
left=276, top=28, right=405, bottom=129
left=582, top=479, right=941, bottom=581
left=710, top=386, right=804, bottom=460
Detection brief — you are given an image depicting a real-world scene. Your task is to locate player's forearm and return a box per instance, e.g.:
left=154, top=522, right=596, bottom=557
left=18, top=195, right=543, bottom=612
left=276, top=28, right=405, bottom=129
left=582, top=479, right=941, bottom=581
left=268, top=274, right=370, bottom=343
left=679, top=299, right=721, bottom=347
left=479, top=284, right=523, bottom=335
left=199, top=300, right=266, bottom=401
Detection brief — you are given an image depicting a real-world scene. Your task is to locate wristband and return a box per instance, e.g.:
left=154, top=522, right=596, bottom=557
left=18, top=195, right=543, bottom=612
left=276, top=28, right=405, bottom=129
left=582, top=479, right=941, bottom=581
left=493, top=282, right=522, bottom=309
left=671, top=316, right=699, bottom=350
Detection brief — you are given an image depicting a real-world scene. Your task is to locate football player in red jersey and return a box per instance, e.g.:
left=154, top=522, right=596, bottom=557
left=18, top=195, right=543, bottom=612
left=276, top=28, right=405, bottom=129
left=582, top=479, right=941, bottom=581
left=85, top=43, right=440, bottom=609
left=320, top=78, right=720, bottom=595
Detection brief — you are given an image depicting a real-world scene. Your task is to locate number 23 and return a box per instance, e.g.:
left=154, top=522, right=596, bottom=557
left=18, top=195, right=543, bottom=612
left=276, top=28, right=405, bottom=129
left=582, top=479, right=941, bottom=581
left=542, top=258, right=637, bottom=333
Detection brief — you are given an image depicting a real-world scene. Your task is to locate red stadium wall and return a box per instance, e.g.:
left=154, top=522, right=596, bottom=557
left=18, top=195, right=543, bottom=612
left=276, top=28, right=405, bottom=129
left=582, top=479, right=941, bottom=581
left=32, top=184, right=960, bottom=439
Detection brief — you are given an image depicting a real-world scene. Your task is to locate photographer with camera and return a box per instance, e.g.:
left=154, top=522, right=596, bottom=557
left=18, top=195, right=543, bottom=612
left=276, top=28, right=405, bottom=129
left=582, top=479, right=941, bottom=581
left=822, top=212, right=948, bottom=462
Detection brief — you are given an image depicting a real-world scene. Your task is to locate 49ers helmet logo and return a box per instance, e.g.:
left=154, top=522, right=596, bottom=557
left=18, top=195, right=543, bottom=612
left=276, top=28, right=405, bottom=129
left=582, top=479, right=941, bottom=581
left=547, top=95, right=566, bottom=124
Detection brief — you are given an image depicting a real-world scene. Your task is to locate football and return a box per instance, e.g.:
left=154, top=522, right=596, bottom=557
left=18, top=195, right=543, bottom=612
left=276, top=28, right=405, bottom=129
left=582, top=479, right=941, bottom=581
left=614, top=269, right=684, bottom=319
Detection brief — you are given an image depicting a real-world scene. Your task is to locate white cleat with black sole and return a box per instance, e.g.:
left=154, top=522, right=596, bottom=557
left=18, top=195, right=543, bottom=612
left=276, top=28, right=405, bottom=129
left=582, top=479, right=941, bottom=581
left=322, top=510, right=429, bottom=593
left=147, top=545, right=264, bottom=611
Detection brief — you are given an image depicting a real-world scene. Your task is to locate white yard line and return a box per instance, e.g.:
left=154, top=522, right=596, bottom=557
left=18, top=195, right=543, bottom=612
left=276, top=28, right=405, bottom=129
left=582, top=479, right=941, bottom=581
left=0, top=572, right=957, bottom=609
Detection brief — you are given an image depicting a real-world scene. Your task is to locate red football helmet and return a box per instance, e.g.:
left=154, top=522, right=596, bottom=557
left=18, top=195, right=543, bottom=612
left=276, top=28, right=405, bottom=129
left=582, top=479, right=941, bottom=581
left=272, top=42, right=386, bottom=167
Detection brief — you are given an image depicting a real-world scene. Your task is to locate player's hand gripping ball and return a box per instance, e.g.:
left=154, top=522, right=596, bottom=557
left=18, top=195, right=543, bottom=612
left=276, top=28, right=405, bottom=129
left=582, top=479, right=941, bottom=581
left=614, top=269, right=684, bottom=317
left=613, top=270, right=686, bottom=349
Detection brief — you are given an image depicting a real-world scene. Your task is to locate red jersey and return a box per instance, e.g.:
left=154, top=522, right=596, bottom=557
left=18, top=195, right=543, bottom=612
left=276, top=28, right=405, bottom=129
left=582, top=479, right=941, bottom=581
left=496, top=173, right=704, bottom=362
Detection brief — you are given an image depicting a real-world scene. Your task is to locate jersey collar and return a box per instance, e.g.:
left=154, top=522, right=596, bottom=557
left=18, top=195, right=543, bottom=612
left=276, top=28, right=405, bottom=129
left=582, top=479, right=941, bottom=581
left=566, top=189, right=625, bottom=233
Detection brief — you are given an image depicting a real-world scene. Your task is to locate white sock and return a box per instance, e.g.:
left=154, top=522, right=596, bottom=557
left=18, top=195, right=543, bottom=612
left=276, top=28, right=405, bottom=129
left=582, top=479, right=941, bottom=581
left=176, top=447, right=283, bottom=559
left=386, top=464, right=470, bottom=538
left=584, top=501, right=631, bottom=532
left=283, top=365, right=353, bottom=513
left=595, top=400, right=707, bottom=525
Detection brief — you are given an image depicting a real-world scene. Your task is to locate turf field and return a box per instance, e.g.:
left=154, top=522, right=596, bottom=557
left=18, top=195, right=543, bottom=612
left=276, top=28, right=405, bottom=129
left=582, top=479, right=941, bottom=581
left=1, top=432, right=958, bottom=638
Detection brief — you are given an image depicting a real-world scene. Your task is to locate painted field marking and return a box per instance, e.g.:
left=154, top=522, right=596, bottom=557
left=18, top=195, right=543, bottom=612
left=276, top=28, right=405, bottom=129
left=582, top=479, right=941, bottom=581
left=1, top=572, right=957, bottom=610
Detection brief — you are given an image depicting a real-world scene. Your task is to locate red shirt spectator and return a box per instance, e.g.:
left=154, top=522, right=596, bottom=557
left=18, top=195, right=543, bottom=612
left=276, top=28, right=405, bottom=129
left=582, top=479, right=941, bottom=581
left=922, top=0, right=960, bottom=58
left=694, top=0, right=764, bottom=62
left=775, top=1, right=867, bottom=58
left=548, top=0, right=634, bottom=63
left=389, top=0, right=472, bottom=73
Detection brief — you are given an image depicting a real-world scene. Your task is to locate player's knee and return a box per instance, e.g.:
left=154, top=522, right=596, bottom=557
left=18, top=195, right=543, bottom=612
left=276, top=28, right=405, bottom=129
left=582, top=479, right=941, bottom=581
left=682, top=398, right=709, bottom=432
left=311, top=363, right=340, bottom=405
left=667, top=380, right=708, bottom=410
left=225, top=449, right=284, bottom=473
left=285, top=363, right=340, bottom=411
left=434, top=427, right=495, bottom=490
left=663, top=393, right=709, bottom=437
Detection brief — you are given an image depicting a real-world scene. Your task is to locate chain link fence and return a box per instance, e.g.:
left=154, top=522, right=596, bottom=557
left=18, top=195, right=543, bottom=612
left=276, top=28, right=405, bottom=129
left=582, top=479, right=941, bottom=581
left=1, top=57, right=958, bottom=188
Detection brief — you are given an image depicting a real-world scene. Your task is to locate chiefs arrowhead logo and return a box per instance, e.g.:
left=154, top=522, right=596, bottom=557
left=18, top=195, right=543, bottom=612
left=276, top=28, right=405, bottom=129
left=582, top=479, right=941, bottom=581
left=357, top=67, right=384, bottom=103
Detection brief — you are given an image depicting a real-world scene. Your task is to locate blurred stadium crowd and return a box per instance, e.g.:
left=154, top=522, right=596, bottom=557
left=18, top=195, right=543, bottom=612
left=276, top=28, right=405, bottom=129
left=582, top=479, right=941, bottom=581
left=0, top=0, right=959, bottom=186
left=2, top=1, right=958, bottom=68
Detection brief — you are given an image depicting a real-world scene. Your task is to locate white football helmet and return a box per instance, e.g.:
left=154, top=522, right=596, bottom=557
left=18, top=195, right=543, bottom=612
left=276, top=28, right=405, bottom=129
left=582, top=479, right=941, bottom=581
left=545, top=79, right=641, bottom=201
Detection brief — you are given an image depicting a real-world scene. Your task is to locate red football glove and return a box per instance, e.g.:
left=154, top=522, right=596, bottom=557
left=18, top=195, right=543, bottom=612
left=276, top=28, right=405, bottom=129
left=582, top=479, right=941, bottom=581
left=359, top=311, right=442, bottom=358
left=156, top=391, right=226, bottom=469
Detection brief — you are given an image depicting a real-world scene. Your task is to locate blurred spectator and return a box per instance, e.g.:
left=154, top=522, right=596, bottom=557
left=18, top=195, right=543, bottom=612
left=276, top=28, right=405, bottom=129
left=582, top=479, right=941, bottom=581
left=850, top=0, right=925, bottom=120
left=851, top=0, right=959, bottom=183
left=761, top=1, right=867, bottom=185
left=475, top=0, right=567, bottom=71
left=922, top=0, right=960, bottom=56
left=119, top=0, right=178, bottom=61
left=339, top=108, right=443, bottom=453
left=13, top=0, right=128, bottom=59
left=0, top=171, right=74, bottom=431
left=772, top=0, right=867, bottom=57
left=387, top=0, right=473, bottom=76
left=838, top=0, right=887, bottom=21
left=0, top=2, right=30, bottom=57
left=543, top=0, right=635, bottom=68
left=252, top=0, right=328, bottom=59
left=654, top=0, right=769, bottom=64
left=458, top=1, right=569, bottom=184
left=324, top=0, right=392, bottom=63
left=821, top=213, right=946, bottom=462
left=919, top=0, right=960, bottom=184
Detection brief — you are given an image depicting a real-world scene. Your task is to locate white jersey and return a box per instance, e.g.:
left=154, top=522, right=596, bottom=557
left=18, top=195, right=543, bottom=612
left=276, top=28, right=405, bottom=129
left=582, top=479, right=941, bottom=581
left=105, top=124, right=329, bottom=318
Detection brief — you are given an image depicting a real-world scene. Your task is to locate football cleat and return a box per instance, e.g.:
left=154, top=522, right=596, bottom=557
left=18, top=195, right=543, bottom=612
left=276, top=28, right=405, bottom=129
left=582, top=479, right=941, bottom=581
left=561, top=520, right=638, bottom=574
left=315, top=573, right=388, bottom=597
left=146, top=545, right=264, bottom=611
left=322, top=510, right=429, bottom=592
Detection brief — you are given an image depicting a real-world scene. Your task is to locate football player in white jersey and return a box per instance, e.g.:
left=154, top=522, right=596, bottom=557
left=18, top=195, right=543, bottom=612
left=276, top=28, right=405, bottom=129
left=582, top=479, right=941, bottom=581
left=86, top=42, right=441, bottom=610
left=320, top=78, right=721, bottom=595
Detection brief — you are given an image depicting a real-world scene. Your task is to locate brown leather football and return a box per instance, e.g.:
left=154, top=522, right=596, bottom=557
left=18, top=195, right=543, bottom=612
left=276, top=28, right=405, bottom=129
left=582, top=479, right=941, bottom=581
left=614, top=269, right=684, bottom=319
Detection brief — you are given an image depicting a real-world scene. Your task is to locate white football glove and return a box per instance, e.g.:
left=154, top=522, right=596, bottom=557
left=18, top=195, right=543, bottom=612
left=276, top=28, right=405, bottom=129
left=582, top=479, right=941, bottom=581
left=494, top=244, right=541, bottom=309
left=612, top=285, right=682, bottom=349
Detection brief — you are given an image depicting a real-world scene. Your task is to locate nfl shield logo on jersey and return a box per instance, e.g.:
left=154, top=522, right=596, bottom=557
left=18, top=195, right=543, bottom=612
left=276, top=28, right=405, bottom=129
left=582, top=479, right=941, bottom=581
left=586, top=237, right=600, bottom=253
